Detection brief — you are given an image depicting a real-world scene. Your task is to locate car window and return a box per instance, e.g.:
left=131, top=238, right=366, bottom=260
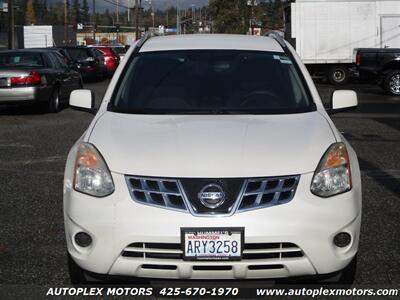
left=0, top=52, right=45, bottom=68
left=54, top=52, right=68, bottom=68
left=47, top=52, right=62, bottom=69
left=113, top=47, right=126, bottom=55
left=66, top=48, right=90, bottom=60
left=93, top=49, right=104, bottom=57
left=112, top=50, right=314, bottom=114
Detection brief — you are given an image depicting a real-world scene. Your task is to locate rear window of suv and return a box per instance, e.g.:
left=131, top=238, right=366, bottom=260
left=111, top=50, right=315, bottom=114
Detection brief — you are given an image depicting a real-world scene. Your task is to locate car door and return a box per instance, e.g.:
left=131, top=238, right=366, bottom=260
left=54, top=52, right=81, bottom=92
left=46, top=52, right=69, bottom=99
left=49, top=52, right=76, bottom=99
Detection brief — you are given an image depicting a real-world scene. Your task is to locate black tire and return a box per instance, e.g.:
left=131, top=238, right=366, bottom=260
left=68, top=253, right=86, bottom=285
left=47, top=87, right=60, bottom=113
left=328, top=66, right=350, bottom=85
left=383, top=70, right=400, bottom=96
left=337, top=255, right=357, bottom=285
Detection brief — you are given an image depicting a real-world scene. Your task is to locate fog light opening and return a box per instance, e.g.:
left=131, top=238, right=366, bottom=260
left=74, top=232, right=92, bottom=247
left=333, top=232, right=352, bottom=248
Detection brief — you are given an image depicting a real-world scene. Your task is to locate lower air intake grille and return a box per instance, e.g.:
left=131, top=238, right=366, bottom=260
left=121, top=242, right=304, bottom=260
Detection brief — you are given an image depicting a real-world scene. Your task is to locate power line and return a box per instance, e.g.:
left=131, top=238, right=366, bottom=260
left=100, top=0, right=130, bottom=10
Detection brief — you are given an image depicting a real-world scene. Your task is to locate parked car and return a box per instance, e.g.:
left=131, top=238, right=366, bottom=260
left=111, top=45, right=127, bottom=60
left=59, top=46, right=107, bottom=81
left=65, top=34, right=362, bottom=284
left=355, top=48, right=400, bottom=96
left=0, top=49, right=82, bottom=112
left=89, top=46, right=120, bottom=76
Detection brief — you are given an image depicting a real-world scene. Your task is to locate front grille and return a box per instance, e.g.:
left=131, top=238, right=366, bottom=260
left=121, top=242, right=304, bottom=260
left=125, top=175, right=300, bottom=215
left=179, top=178, right=245, bottom=215
left=125, top=176, right=187, bottom=211
left=238, top=176, right=299, bottom=211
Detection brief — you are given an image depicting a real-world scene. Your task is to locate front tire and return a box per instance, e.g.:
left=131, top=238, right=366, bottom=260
left=68, top=253, right=86, bottom=285
left=328, top=66, right=350, bottom=85
left=383, top=70, right=400, bottom=96
left=337, top=255, right=357, bottom=284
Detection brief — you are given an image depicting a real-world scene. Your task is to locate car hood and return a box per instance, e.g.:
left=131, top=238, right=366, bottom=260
left=89, top=111, right=336, bottom=177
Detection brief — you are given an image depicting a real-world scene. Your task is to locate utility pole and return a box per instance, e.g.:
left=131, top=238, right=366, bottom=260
left=176, top=0, right=179, bottom=34
left=8, top=0, right=14, bottom=49
left=116, top=0, right=119, bottom=24
left=64, top=0, right=68, bottom=44
left=151, top=6, right=155, bottom=28
left=127, top=0, right=131, bottom=23
left=92, top=0, right=96, bottom=41
left=135, top=0, right=140, bottom=40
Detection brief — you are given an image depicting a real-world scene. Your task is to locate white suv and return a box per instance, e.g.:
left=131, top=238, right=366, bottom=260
left=64, top=34, right=362, bottom=284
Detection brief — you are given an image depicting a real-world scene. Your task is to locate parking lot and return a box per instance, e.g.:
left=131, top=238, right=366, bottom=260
left=0, top=79, right=399, bottom=287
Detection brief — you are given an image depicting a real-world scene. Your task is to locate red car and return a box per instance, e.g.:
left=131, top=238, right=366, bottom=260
left=90, top=46, right=120, bottom=77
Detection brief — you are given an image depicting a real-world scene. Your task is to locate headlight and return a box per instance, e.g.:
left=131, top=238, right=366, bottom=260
left=311, top=142, right=352, bottom=197
left=74, top=143, right=114, bottom=197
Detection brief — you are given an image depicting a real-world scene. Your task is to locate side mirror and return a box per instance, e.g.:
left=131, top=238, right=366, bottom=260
left=328, top=90, right=358, bottom=115
left=69, top=89, right=96, bottom=114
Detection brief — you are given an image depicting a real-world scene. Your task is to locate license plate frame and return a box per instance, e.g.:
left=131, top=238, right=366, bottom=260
left=181, top=227, right=244, bottom=261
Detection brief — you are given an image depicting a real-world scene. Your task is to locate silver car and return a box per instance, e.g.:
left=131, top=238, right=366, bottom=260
left=0, top=49, right=82, bottom=112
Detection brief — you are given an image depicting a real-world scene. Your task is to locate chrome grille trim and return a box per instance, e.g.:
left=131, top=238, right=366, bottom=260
left=237, top=176, right=300, bottom=212
left=125, top=176, right=188, bottom=212
left=125, top=175, right=300, bottom=215
left=121, top=242, right=304, bottom=261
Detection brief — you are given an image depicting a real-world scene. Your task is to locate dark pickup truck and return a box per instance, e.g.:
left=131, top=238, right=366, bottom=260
left=356, top=48, right=400, bottom=96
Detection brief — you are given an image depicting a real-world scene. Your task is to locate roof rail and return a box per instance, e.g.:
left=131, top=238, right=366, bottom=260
left=266, top=31, right=287, bottom=49
left=133, top=31, right=157, bottom=53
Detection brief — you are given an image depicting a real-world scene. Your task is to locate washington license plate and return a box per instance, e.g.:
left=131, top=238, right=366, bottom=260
left=181, top=228, right=243, bottom=260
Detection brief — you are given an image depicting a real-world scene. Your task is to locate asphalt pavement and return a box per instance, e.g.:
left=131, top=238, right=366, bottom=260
left=0, top=80, right=399, bottom=290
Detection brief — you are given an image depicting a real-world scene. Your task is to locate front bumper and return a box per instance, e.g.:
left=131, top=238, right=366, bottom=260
left=64, top=170, right=362, bottom=280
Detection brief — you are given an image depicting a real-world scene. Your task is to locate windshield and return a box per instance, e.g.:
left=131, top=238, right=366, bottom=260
left=0, top=52, right=44, bottom=68
left=112, top=50, right=314, bottom=114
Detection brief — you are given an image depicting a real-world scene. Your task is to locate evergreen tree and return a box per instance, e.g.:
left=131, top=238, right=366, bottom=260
left=81, top=0, right=90, bottom=24
left=42, top=0, right=49, bottom=24
left=104, top=9, right=113, bottom=26
left=26, top=0, right=36, bottom=25
left=72, top=0, right=81, bottom=25
left=208, top=0, right=248, bottom=34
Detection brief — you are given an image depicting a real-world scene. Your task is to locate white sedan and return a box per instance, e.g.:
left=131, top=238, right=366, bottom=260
left=64, top=34, right=362, bottom=284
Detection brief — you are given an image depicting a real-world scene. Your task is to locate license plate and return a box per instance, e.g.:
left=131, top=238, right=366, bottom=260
left=0, top=78, right=8, bottom=87
left=181, top=227, right=244, bottom=261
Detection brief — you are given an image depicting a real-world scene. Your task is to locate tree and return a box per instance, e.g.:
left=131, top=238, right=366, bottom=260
left=72, top=0, right=81, bottom=25
left=208, top=0, right=248, bottom=34
left=42, top=0, right=50, bottom=24
left=104, top=9, right=113, bottom=26
left=81, top=0, right=90, bottom=24
left=26, top=0, right=36, bottom=25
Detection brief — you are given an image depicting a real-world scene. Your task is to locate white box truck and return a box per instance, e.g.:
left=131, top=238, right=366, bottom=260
left=285, top=0, right=400, bottom=85
left=23, top=26, right=53, bottom=48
